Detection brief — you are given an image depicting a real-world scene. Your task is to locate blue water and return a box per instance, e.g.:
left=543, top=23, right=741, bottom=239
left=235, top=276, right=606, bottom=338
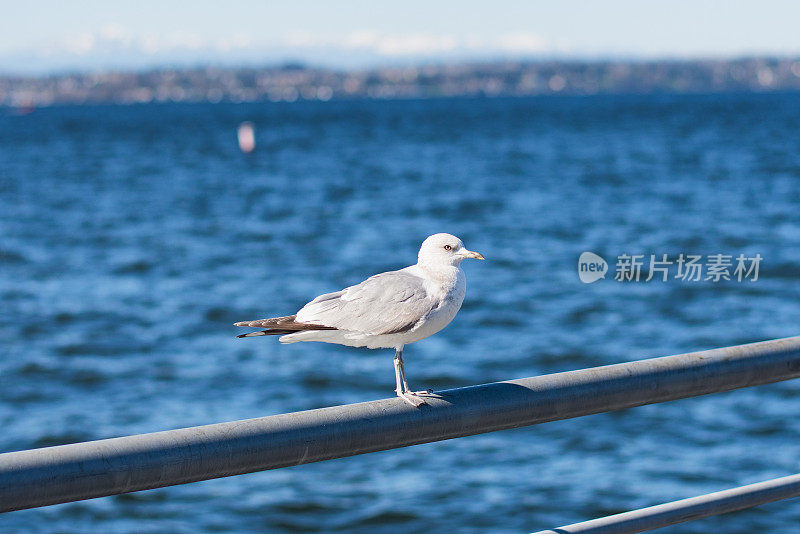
left=2, top=94, right=800, bottom=533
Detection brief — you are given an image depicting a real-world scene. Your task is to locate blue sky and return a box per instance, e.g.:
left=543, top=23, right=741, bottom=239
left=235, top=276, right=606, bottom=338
left=2, top=1, right=800, bottom=73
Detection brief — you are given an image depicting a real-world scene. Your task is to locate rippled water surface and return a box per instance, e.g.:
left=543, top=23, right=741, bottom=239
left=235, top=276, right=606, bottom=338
left=2, top=94, right=800, bottom=532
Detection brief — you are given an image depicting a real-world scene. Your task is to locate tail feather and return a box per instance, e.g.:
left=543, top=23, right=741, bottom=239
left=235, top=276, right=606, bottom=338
left=234, top=314, right=336, bottom=338
left=236, top=329, right=297, bottom=338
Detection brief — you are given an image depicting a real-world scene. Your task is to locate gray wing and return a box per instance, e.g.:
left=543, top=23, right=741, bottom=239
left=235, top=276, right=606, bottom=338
left=295, top=270, right=437, bottom=335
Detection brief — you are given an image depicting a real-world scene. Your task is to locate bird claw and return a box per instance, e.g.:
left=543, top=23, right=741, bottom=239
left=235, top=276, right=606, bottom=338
left=398, top=391, right=427, bottom=407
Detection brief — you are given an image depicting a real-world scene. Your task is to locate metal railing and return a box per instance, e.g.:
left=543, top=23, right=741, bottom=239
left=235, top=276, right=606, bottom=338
left=533, top=472, right=800, bottom=534
left=1, top=335, right=799, bottom=518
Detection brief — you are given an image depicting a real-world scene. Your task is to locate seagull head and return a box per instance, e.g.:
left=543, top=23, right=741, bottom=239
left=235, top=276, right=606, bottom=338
left=418, top=233, right=485, bottom=267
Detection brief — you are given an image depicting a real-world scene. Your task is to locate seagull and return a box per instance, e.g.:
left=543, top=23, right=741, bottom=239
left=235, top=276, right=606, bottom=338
left=235, top=233, right=484, bottom=406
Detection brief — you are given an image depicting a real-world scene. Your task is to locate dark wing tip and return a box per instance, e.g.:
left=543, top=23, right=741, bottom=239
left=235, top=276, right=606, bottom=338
left=234, top=314, right=337, bottom=339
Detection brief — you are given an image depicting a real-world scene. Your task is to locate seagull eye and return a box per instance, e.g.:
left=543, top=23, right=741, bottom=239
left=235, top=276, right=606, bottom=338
left=443, top=244, right=452, bottom=251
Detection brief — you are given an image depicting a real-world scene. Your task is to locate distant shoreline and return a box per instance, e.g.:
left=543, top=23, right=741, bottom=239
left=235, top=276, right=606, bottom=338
left=3, top=57, right=800, bottom=108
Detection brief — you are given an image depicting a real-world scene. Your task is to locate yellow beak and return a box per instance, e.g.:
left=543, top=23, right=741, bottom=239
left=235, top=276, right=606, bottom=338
left=462, top=250, right=485, bottom=260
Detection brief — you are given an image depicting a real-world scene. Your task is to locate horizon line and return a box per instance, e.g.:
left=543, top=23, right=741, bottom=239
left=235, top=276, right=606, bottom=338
left=4, top=52, right=800, bottom=79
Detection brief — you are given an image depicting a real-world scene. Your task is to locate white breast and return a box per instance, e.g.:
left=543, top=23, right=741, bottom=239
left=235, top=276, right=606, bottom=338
left=402, top=266, right=466, bottom=344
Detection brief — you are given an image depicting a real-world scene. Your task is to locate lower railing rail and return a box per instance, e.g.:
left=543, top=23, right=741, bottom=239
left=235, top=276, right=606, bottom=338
left=532, top=472, right=800, bottom=534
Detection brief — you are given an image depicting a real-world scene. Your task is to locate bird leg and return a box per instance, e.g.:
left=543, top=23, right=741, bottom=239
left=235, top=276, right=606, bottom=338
left=393, top=350, right=404, bottom=396
left=398, top=353, right=433, bottom=395
left=394, top=349, right=423, bottom=406
left=393, top=348, right=431, bottom=407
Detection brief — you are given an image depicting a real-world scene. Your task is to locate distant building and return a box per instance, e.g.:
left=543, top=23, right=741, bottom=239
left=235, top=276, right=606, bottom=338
left=2, top=57, right=800, bottom=107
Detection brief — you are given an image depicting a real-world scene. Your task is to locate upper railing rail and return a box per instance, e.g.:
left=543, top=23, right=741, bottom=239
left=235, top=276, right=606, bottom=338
left=2, top=335, right=800, bottom=513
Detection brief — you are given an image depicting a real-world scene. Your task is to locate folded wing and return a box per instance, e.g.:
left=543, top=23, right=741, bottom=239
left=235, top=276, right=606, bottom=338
left=296, top=270, right=436, bottom=335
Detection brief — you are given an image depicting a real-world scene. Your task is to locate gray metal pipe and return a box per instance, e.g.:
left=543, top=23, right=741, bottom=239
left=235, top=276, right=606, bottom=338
left=532, top=472, right=800, bottom=534
left=1, top=335, right=800, bottom=513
